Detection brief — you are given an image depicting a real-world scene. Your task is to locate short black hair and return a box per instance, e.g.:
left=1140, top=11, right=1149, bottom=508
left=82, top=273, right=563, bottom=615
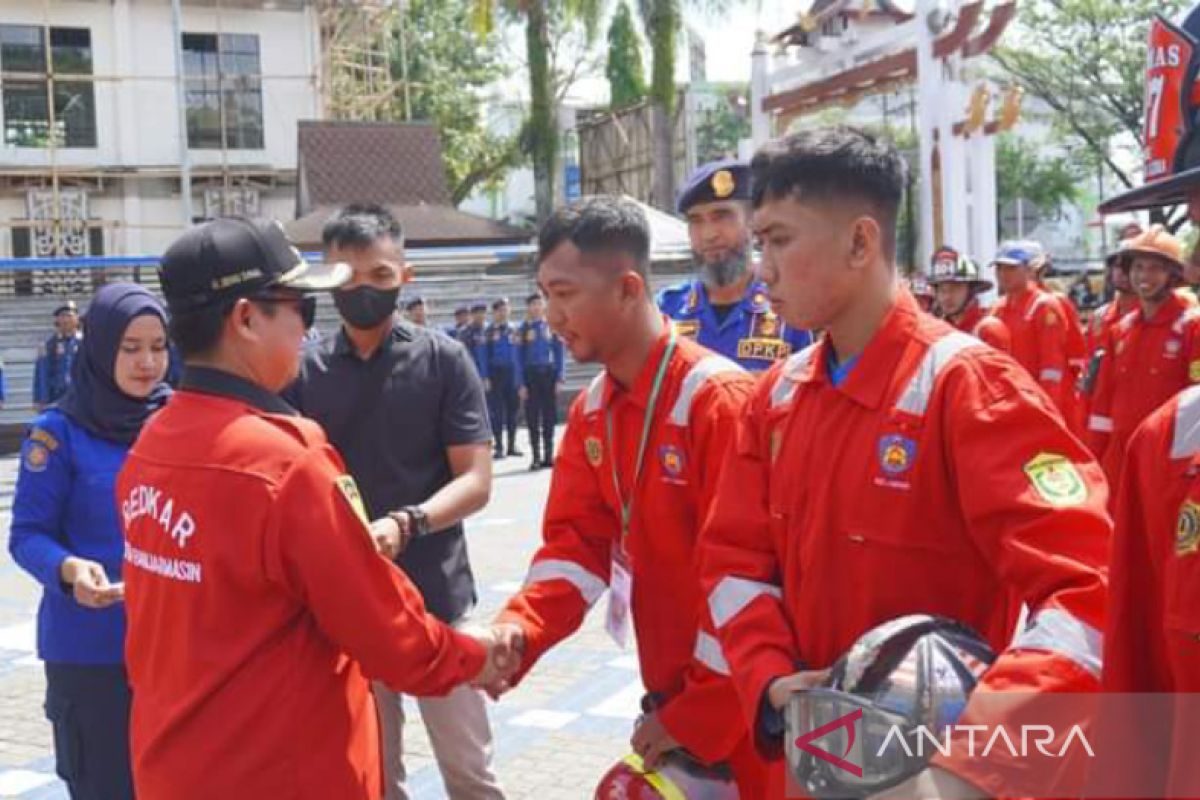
left=750, top=126, right=906, bottom=258
left=526, top=293, right=543, bottom=305
left=168, top=300, right=237, bottom=359
left=322, top=203, right=403, bottom=249
left=538, top=195, right=651, bottom=278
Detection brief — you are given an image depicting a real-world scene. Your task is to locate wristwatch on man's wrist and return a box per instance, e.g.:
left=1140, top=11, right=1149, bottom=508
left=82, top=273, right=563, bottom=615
left=402, top=505, right=431, bottom=537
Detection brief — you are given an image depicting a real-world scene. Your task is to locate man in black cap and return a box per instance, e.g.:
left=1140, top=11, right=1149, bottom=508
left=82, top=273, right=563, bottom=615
left=484, top=297, right=522, bottom=459
left=657, top=158, right=811, bottom=372
left=404, top=295, right=428, bottom=327
left=461, top=302, right=489, bottom=378
left=33, top=299, right=81, bottom=410
left=446, top=305, right=470, bottom=341
left=118, top=216, right=498, bottom=799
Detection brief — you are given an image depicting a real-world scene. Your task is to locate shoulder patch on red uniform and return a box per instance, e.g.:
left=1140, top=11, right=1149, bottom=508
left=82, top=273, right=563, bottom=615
left=1176, top=500, right=1200, bottom=556
left=1023, top=452, right=1087, bottom=507
left=334, top=475, right=370, bottom=531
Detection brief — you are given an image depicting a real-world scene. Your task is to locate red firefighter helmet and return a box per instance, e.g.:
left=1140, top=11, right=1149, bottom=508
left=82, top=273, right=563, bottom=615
left=594, top=753, right=738, bottom=800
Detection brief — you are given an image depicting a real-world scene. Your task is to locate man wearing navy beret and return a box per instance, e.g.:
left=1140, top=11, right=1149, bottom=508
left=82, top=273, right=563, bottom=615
left=657, top=159, right=812, bottom=370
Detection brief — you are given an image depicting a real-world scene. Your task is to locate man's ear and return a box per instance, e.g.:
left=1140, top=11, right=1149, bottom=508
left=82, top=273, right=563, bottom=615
left=849, top=216, right=883, bottom=270
left=619, top=270, right=648, bottom=305
left=227, top=298, right=258, bottom=344
left=400, top=263, right=415, bottom=284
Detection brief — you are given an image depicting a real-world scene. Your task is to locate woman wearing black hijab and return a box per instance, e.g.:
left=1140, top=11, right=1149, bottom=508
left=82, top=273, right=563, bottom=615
left=9, top=282, right=170, bottom=800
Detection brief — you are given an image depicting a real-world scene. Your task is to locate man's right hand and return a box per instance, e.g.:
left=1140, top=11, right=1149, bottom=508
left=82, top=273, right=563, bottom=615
left=470, top=622, right=525, bottom=699
left=767, top=668, right=832, bottom=710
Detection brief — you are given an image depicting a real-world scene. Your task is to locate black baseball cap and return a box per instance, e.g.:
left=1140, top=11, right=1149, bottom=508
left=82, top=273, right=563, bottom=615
left=159, top=217, right=349, bottom=314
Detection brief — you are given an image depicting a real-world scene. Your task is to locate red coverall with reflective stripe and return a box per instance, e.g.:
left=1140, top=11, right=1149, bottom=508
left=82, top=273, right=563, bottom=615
left=992, top=286, right=1079, bottom=428
left=498, top=330, right=767, bottom=793
left=1103, top=386, right=1200, bottom=797
left=119, top=388, right=485, bottom=800
left=956, top=301, right=1010, bottom=352
left=699, top=292, right=1110, bottom=798
left=1087, top=292, right=1200, bottom=489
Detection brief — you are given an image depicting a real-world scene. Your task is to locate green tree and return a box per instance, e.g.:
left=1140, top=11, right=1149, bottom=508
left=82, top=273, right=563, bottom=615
left=992, top=0, right=1191, bottom=224
left=607, top=1, right=647, bottom=109
left=472, top=1, right=605, bottom=223
left=994, top=133, right=1080, bottom=229
left=694, top=88, right=750, bottom=163
left=393, top=0, right=521, bottom=205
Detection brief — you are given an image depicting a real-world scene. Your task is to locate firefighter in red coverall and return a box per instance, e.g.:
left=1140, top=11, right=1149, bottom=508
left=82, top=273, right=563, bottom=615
left=1087, top=225, right=1200, bottom=488
left=1086, top=229, right=1142, bottom=362
left=117, top=218, right=497, bottom=800
left=697, top=127, right=1110, bottom=799
left=990, top=240, right=1081, bottom=429
left=928, top=245, right=1010, bottom=352
left=1099, top=9, right=1200, bottom=794
left=482, top=196, right=767, bottom=795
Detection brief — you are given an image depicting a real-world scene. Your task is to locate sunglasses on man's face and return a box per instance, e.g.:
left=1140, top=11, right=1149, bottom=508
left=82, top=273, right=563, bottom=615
left=250, top=293, right=317, bottom=329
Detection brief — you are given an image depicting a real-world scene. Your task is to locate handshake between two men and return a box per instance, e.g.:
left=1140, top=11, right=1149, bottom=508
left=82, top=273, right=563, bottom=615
left=461, top=622, right=526, bottom=698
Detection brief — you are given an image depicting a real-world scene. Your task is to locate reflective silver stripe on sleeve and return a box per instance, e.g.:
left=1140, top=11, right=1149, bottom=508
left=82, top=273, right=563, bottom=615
left=583, top=373, right=606, bottom=414
left=1039, top=368, right=1064, bottom=383
left=1087, top=415, right=1113, bottom=434
left=709, top=575, right=783, bottom=629
left=669, top=355, right=745, bottom=426
left=1171, top=384, right=1200, bottom=458
left=525, top=559, right=607, bottom=606
left=693, top=630, right=731, bottom=676
left=1012, top=607, right=1102, bottom=679
left=1025, top=293, right=1054, bottom=322
left=893, top=331, right=982, bottom=416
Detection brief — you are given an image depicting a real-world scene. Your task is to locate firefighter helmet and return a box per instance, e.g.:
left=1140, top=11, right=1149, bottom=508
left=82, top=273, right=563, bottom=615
left=927, top=246, right=992, bottom=292
left=784, top=615, right=997, bottom=798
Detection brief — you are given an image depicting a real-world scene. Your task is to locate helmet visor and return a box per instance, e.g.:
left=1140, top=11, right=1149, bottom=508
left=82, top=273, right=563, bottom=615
left=785, top=688, right=927, bottom=798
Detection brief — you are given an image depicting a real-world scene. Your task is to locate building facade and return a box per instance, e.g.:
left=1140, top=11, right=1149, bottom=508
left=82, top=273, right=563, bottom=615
left=0, top=0, right=321, bottom=263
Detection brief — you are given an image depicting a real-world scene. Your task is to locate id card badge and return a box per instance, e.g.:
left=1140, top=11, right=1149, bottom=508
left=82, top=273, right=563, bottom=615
left=606, top=552, right=633, bottom=649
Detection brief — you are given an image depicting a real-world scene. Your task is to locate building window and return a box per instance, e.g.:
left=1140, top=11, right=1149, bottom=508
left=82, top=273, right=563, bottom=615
left=182, top=32, right=264, bottom=150
left=0, top=25, right=96, bottom=148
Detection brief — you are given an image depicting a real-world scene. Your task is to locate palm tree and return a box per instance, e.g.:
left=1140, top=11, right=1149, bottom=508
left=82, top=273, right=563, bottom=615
left=636, top=0, right=735, bottom=209
left=473, top=1, right=605, bottom=223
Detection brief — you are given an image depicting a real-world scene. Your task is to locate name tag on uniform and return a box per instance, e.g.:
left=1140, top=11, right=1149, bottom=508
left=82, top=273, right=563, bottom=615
left=737, top=338, right=792, bottom=361
left=606, top=553, right=633, bottom=649
left=672, top=320, right=700, bottom=339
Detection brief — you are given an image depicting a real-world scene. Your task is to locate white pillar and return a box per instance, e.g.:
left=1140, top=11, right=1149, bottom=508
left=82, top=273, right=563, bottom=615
left=751, top=31, right=771, bottom=147
left=969, top=132, right=998, bottom=295
left=915, top=0, right=941, bottom=270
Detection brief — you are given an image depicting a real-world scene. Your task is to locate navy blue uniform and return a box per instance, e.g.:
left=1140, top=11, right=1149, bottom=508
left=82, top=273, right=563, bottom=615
left=656, top=278, right=811, bottom=372
left=485, top=321, right=521, bottom=454
left=516, top=319, right=564, bottom=465
left=10, top=409, right=135, bottom=799
left=460, top=322, right=489, bottom=379
left=33, top=332, right=81, bottom=407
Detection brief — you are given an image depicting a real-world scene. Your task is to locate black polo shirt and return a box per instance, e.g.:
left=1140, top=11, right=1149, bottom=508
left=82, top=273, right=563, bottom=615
left=285, top=320, right=492, bottom=622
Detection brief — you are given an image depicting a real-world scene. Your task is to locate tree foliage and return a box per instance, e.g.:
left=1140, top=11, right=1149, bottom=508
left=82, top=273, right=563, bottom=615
left=992, top=0, right=1190, bottom=194
left=994, top=133, right=1080, bottom=223
left=607, top=1, right=648, bottom=109
left=393, top=0, right=520, bottom=205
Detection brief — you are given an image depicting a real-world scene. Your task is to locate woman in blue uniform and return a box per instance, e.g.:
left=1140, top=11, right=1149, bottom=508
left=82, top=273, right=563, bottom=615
left=9, top=282, right=171, bottom=800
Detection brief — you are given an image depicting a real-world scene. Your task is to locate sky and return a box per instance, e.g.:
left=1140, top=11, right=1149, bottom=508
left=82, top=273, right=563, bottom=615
left=689, top=0, right=796, bottom=83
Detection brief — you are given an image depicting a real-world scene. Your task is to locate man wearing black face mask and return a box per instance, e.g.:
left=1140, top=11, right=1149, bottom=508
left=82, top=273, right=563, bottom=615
left=285, top=204, right=503, bottom=800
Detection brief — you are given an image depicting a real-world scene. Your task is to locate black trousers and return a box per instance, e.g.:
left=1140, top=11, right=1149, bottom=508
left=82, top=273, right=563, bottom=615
left=44, top=663, right=135, bottom=800
left=524, top=365, right=558, bottom=460
left=487, top=364, right=519, bottom=449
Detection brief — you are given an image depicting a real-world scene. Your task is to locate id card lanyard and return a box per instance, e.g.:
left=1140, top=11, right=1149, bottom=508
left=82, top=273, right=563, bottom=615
left=602, top=327, right=677, bottom=647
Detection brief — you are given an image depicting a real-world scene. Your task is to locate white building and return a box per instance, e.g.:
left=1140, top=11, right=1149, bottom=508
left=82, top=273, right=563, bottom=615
left=0, top=0, right=321, bottom=260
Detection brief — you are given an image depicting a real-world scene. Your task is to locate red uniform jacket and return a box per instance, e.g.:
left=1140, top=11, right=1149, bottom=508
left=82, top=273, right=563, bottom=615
left=498, top=329, right=766, bottom=791
left=699, top=292, right=1110, bottom=797
left=1087, top=292, right=1200, bottom=488
left=955, top=301, right=1010, bottom=352
left=1085, top=296, right=1136, bottom=361
left=992, top=286, right=1079, bottom=428
left=118, top=377, right=485, bottom=800
left=1103, top=386, right=1200, bottom=797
